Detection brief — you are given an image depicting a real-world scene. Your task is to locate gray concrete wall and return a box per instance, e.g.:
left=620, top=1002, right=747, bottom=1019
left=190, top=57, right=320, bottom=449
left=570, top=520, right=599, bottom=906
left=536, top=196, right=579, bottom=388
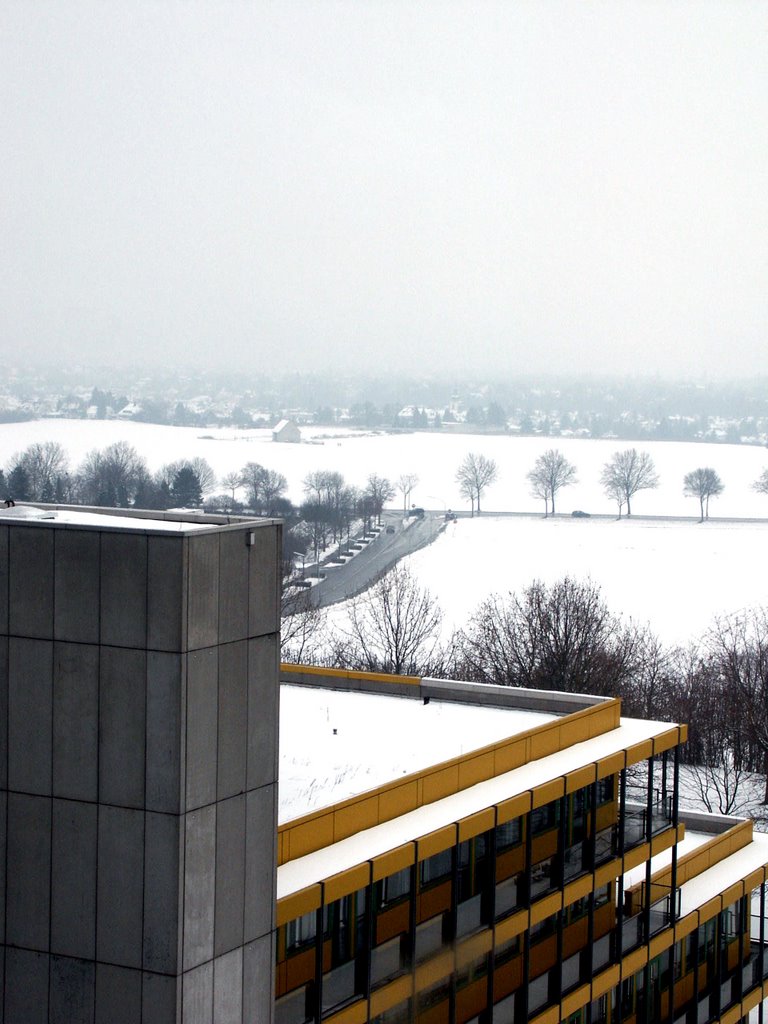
left=0, top=515, right=281, bottom=1024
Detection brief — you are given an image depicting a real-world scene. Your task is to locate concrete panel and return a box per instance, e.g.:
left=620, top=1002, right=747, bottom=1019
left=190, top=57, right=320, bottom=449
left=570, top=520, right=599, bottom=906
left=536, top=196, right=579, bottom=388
left=0, top=637, right=6, bottom=791
left=213, top=948, right=243, bottom=1024
left=185, top=646, right=217, bottom=811
left=242, top=933, right=275, bottom=1024
left=50, top=956, right=95, bottom=1024
left=219, top=530, right=248, bottom=644
left=0, top=525, right=8, bottom=635
left=182, top=961, right=213, bottom=1024
left=100, top=532, right=147, bottom=648
left=187, top=533, right=219, bottom=651
left=53, top=529, right=99, bottom=643
left=99, top=646, right=146, bottom=808
left=9, top=525, right=54, bottom=639
left=51, top=799, right=97, bottom=960
left=246, top=635, right=280, bottom=791
left=94, top=965, right=142, bottom=1024
left=218, top=640, right=247, bottom=800
left=183, top=805, right=216, bottom=971
left=247, top=525, right=279, bottom=639
left=142, top=972, right=180, bottom=1024
left=4, top=947, right=48, bottom=1024
left=143, top=811, right=182, bottom=974
left=53, top=642, right=98, bottom=801
left=148, top=534, right=186, bottom=652
left=6, top=793, right=51, bottom=951
left=146, top=651, right=183, bottom=813
left=8, top=637, right=53, bottom=795
left=0, top=792, right=5, bottom=942
left=96, top=806, right=144, bottom=969
left=244, top=784, right=277, bottom=943
left=215, top=795, right=246, bottom=957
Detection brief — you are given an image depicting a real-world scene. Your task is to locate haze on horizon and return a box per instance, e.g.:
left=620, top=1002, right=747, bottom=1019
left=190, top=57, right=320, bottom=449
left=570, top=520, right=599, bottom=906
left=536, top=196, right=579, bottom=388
left=1, top=1, right=765, bottom=381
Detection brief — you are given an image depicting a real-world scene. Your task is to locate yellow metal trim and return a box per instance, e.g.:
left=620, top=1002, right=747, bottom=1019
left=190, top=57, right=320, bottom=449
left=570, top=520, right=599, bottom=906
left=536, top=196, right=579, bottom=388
left=371, top=844, right=415, bottom=882
left=276, top=883, right=322, bottom=926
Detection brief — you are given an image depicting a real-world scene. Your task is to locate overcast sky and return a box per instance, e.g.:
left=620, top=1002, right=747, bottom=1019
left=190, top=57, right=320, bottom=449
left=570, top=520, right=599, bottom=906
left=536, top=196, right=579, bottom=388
left=1, top=1, right=766, bottom=379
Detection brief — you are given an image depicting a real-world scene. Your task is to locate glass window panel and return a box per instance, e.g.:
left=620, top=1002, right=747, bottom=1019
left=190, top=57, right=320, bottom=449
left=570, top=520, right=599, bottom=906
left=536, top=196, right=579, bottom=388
left=420, top=848, right=453, bottom=887
left=495, top=818, right=522, bottom=851
left=530, top=801, right=559, bottom=836
left=530, top=855, right=556, bottom=900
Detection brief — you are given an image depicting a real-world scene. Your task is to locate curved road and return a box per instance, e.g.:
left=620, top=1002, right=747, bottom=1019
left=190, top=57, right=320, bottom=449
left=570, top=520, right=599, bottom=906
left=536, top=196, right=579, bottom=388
left=310, top=512, right=445, bottom=607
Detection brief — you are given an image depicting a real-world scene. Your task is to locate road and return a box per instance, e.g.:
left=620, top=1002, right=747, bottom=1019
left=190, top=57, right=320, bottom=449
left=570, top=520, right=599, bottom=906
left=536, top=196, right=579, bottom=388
left=310, top=512, right=446, bottom=608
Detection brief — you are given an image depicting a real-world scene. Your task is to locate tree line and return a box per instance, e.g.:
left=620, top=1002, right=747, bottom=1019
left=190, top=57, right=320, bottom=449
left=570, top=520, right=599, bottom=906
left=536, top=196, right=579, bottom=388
left=284, top=568, right=768, bottom=818
left=456, top=445, right=768, bottom=520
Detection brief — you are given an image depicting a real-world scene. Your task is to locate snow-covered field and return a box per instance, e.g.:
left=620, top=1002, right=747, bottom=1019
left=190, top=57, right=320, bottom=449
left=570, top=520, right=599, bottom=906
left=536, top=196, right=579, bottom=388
left=3, top=420, right=768, bottom=643
left=2, top=418, right=768, bottom=517
left=396, top=515, right=768, bottom=646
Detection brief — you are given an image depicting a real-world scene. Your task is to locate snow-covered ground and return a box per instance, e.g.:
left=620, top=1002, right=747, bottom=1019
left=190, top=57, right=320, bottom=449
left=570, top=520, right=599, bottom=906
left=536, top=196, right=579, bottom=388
left=2, top=419, right=768, bottom=517
left=395, top=515, right=768, bottom=646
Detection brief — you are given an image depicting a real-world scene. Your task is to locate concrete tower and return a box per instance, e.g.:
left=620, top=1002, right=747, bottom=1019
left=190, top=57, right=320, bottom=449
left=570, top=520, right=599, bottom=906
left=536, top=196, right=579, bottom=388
left=0, top=505, right=281, bottom=1024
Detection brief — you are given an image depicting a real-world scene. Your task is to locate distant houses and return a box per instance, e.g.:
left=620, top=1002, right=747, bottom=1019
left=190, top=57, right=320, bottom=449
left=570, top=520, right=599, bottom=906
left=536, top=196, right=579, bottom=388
left=272, top=418, right=301, bottom=443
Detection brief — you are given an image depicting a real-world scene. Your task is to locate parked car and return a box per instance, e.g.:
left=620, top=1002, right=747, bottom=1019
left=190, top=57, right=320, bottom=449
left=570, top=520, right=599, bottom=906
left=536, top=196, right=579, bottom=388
left=385, top=525, right=395, bottom=534
left=571, top=510, right=591, bottom=518
left=407, top=507, right=425, bottom=520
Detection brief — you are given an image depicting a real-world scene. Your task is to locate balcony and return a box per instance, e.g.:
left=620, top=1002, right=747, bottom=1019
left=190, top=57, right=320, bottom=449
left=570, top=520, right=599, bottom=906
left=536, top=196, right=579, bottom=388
left=624, top=796, right=673, bottom=849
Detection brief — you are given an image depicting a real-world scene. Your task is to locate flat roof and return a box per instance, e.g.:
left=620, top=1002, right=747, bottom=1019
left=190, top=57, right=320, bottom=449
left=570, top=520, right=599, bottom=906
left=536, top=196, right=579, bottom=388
left=277, top=715, right=673, bottom=899
left=279, top=684, right=556, bottom=823
left=679, top=832, right=768, bottom=916
left=0, top=503, right=271, bottom=534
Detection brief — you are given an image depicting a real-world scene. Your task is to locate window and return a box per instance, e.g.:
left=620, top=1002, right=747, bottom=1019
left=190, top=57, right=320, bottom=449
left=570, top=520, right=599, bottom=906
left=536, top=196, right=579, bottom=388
left=495, top=817, right=522, bottom=851
left=530, top=801, right=559, bottom=836
left=530, top=855, right=556, bottom=900
left=377, top=867, right=411, bottom=908
left=419, top=848, right=452, bottom=887
left=594, top=883, right=611, bottom=908
left=321, top=890, right=367, bottom=1015
left=530, top=911, right=558, bottom=945
left=285, top=911, right=317, bottom=955
left=596, top=776, right=615, bottom=805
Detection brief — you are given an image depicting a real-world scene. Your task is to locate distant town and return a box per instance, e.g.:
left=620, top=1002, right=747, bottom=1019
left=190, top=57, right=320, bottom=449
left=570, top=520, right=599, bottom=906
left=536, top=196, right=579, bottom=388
left=2, top=363, right=768, bottom=445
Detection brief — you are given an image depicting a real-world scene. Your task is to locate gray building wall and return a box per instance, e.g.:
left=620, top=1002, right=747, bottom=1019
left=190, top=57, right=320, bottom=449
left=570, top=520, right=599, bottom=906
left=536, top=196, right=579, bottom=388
left=0, top=512, right=281, bottom=1024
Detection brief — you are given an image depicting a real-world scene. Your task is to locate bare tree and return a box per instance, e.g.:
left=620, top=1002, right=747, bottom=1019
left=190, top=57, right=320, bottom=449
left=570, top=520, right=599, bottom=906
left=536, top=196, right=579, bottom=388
left=456, top=577, right=643, bottom=697
left=753, top=468, right=768, bottom=495
left=330, top=565, right=445, bottom=676
left=683, top=467, right=724, bottom=521
left=364, top=473, right=395, bottom=525
left=281, top=588, right=327, bottom=665
left=705, top=610, right=768, bottom=803
left=241, top=462, right=288, bottom=515
left=455, top=453, right=498, bottom=516
left=220, top=471, right=242, bottom=501
left=396, top=472, right=419, bottom=515
left=526, top=448, right=577, bottom=516
left=9, top=441, right=69, bottom=501
left=600, top=448, right=658, bottom=517
left=77, top=441, right=148, bottom=507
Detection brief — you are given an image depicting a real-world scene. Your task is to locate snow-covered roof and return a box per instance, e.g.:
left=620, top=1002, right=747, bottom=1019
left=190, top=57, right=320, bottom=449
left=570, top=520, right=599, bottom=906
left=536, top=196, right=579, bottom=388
left=278, top=685, right=556, bottom=822
left=0, top=504, right=250, bottom=533
left=623, top=830, right=712, bottom=891
left=679, top=833, right=768, bottom=917
left=277, top=714, right=673, bottom=899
